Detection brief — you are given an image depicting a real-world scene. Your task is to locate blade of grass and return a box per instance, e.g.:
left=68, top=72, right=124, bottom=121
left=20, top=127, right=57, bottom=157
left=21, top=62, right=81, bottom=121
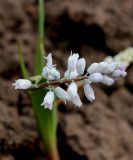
left=35, top=0, right=45, bottom=75
left=18, top=41, right=29, bottom=79
left=30, top=90, right=58, bottom=158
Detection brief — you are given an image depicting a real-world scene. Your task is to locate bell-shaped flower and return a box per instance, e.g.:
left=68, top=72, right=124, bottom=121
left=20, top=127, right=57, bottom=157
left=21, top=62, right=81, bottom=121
left=12, top=79, right=32, bottom=89
left=55, top=87, right=70, bottom=103
left=88, top=73, right=103, bottom=83
left=67, top=52, right=79, bottom=72
left=76, top=58, right=86, bottom=75
left=83, top=83, right=95, bottom=102
left=41, top=91, right=54, bottom=110
left=42, top=67, right=60, bottom=80
left=102, top=75, right=114, bottom=86
left=70, top=93, right=82, bottom=107
left=64, top=70, right=79, bottom=79
left=67, top=82, right=78, bottom=97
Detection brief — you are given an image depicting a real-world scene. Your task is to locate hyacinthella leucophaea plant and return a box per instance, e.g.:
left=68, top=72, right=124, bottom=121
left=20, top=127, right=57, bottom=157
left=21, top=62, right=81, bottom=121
left=13, top=52, right=128, bottom=107
left=13, top=49, right=130, bottom=160
left=12, top=0, right=133, bottom=159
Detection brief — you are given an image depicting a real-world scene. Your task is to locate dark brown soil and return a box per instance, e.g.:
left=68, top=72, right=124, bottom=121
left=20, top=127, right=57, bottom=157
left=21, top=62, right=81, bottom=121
left=0, top=0, right=133, bottom=160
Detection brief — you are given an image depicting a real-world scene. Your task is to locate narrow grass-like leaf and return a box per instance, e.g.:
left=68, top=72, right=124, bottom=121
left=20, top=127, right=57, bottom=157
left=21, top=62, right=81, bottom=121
left=18, top=41, right=29, bottom=79
left=35, top=0, right=45, bottom=75
left=30, top=90, right=57, bottom=151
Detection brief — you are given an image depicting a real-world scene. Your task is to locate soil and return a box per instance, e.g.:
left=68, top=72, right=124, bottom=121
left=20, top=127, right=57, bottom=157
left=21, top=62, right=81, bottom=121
left=0, top=0, right=133, bottom=160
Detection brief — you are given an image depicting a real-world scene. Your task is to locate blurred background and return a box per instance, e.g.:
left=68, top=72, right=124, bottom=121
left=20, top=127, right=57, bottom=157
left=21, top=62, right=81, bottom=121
left=0, top=0, right=133, bottom=159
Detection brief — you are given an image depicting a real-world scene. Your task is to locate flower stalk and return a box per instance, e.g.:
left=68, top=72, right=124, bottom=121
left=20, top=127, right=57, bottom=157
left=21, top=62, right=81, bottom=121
left=19, top=75, right=88, bottom=91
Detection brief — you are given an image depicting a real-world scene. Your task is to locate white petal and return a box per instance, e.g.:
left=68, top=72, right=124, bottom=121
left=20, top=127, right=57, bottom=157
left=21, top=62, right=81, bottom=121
left=70, top=93, right=82, bottom=107
left=83, top=83, right=95, bottom=102
left=102, top=75, right=114, bottom=86
left=76, top=58, right=86, bottom=75
left=41, top=91, right=54, bottom=110
left=55, top=87, right=69, bottom=103
left=88, top=73, right=103, bottom=83
left=68, top=52, right=79, bottom=72
left=67, top=82, right=77, bottom=97
left=45, top=53, right=53, bottom=68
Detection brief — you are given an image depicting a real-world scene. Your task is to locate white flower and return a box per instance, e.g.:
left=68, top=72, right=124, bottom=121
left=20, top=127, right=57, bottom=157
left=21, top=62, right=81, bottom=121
left=67, top=52, right=79, bottom=72
left=102, top=75, right=114, bottom=86
left=76, top=58, right=86, bottom=75
left=41, top=91, right=54, bottom=110
left=45, top=53, right=53, bottom=68
left=83, top=83, right=95, bottom=102
left=12, top=79, right=32, bottom=89
left=67, top=82, right=77, bottom=97
left=70, top=93, right=82, bottom=107
left=55, top=87, right=70, bottom=103
left=88, top=73, right=103, bottom=83
left=64, top=70, right=78, bottom=79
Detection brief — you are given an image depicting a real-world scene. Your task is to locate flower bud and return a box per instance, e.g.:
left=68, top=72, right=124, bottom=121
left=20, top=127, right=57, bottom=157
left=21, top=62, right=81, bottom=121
left=64, top=70, right=78, bottom=79
left=70, top=93, right=82, bottom=107
left=103, top=63, right=115, bottom=74
left=76, top=58, right=86, bottom=75
left=68, top=52, right=79, bottom=72
left=83, top=83, right=95, bottom=102
left=121, top=71, right=127, bottom=77
left=88, top=73, right=103, bottom=83
left=41, top=91, right=54, bottom=110
left=55, top=87, right=70, bottom=103
left=67, top=82, right=77, bottom=97
left=111, top=70, right=122, bottom=78
left=87, top=63, right=100, bottom=74
left=12, top=79, right=32, bottom=89
left=102, top=75, right=114, bottom=86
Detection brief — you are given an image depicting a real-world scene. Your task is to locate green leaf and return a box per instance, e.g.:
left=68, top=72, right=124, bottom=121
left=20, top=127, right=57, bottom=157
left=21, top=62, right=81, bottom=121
left=35, top=0, right=45, bottom=75
left=18, top=41, right=29, bottom=79
left=30, top=90, right=57, bottom=151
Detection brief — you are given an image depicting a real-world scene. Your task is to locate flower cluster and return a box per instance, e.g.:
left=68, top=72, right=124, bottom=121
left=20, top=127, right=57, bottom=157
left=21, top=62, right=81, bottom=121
left=12, top=52, right=127, bottom=110
left=104, top=47, right=133, bottom=67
